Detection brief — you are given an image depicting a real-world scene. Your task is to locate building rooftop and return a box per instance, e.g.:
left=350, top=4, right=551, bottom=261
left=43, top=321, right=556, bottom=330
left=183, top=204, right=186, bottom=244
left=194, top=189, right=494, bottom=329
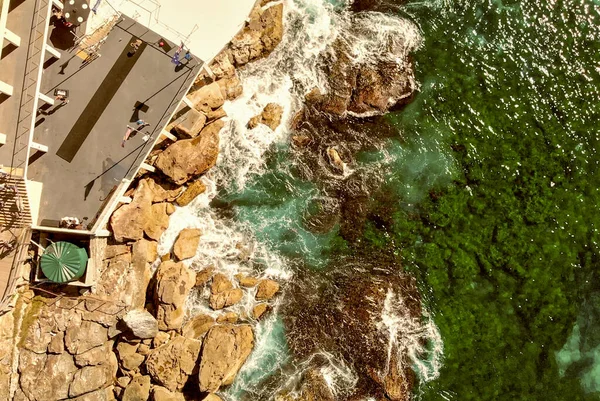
left=27, top=15, right=201, bottom=228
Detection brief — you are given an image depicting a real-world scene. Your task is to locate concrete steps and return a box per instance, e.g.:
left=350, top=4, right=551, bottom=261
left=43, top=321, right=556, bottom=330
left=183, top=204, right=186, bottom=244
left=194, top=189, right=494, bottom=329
left=0, top=176, right=32, bottom=228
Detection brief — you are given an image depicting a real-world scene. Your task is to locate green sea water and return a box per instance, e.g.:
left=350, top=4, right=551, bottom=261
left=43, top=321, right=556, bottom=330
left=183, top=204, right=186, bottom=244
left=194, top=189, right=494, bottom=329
left=372, top=0, right=600, bottom=399
left=221, top=0, right=600, bottom=398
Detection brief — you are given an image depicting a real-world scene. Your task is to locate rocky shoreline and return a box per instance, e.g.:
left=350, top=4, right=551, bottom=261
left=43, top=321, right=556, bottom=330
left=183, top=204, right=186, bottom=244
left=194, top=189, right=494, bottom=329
left=0, top=1, right=427, bottom=400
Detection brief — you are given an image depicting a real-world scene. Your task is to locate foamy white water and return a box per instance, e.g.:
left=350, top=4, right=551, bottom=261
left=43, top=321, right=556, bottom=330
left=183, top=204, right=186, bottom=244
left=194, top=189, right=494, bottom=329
left=157, top=0, right=441, bottom=398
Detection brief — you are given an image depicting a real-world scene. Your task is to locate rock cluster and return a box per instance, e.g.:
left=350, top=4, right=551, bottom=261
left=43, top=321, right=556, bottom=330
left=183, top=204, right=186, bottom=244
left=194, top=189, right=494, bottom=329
left=15, top=298, right=119, bottom=401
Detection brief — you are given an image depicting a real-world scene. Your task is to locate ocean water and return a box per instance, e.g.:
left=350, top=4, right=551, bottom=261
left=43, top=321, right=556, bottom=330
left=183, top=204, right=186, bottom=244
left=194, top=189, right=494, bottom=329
left=161, top=0, right=600, bottom=399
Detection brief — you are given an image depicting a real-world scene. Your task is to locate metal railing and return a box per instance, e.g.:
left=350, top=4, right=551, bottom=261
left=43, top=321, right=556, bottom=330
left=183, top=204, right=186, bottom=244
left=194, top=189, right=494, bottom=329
left=9, top=0, right=52, bottom=179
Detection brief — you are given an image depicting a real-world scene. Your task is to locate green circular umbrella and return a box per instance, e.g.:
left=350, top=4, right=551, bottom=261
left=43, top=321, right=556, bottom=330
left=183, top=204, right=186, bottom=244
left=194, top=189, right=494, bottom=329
left=40, top=242, right=88, bottom=283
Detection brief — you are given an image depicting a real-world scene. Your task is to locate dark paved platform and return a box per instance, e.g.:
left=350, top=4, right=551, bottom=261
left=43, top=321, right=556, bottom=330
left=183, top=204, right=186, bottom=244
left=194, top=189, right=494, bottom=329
left=28, top=16, right=201, bottom=227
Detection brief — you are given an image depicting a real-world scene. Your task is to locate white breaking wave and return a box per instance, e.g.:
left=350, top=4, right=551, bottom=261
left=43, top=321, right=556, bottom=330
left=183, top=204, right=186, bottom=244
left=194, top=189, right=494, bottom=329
left=378, top=289, right=444, bottom=384
left=157, top=0, right=439, bottom=398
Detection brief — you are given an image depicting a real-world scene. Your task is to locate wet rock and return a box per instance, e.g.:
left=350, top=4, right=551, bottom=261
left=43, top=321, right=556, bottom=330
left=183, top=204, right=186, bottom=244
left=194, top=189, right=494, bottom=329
left=188, top=82, right=225, bottom=114
left=195, top=266, right=215, bottom=287
left=284, top=267, right=421, bottom=401
left=19, top=350, right=78, bottom=401
left=175, top=180, right=207, bottom=207
left=144, top=202, right=171, bottom=241
left=155, top=261, right=196, bottom=330
left=291, top=135, right=311, bottom=148
left=146, top=335, right=201, bottom=392
left=65, top=321, right=108, bottom=355
left=171, top=108, right=207, bottom=139
left=198, top=325, right=254, bottom=392
left=326, top=147, right=345, bottom=172
left=123, top=309, right=159, bottom=339
left=317, top=30, right=417, bottom=116
left=211, top=273, right=233, bottom=294
left=110, top=180, right=153, bottom=242
left=216, top=312, right=239, bottom=324
left=155, top=120, right=223, bottom=185
left=247, top=103, right=283, bottom=130
left=173, top=228, right=202, bottom=260
left=122, top=375, right=151, bottom=401
left=275, top=368, right=335, bottom=401
left=182, top=314, right=215, bottom=339
left=255, top=279, right=280, bottom=300
left=236, top=274, right=258, bottom=288
left=253, top=303, right=269, bottom=320
left=210, top=288, right=244, bottom=310
left=229, top=3, right=284, bottom=67
left=152, top=386, right=185, bottom=401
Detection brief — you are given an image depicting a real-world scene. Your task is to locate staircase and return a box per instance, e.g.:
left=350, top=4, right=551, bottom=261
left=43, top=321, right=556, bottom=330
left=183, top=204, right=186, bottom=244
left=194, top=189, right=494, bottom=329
left=0, top=176, right=32, bottom=229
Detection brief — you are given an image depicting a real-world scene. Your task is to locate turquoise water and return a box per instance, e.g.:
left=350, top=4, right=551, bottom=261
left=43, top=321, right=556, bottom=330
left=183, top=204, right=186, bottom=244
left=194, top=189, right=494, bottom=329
left=220, top=0, right=600, bottom=398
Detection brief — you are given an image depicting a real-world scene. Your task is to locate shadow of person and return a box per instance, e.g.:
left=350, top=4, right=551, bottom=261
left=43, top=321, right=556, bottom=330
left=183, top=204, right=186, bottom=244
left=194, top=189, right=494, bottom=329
left=46, top=101, right=68, bottom=115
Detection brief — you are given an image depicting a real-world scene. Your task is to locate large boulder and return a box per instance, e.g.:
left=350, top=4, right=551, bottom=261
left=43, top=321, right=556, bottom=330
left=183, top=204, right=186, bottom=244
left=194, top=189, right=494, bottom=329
left=155, top=261, right=196, bottom=330
left=312, top=18, right=418, bottom=117
left=146, top=335, right=201, bottom=392
left=144, top=202, right=173, bottom=241
left=122, top=375, right=151, bottom=401
left=198, top=325, right=254, bottom=392
left=65, top=321, right=108, bottom=355
left=74, top=341, right=114, bottom=367
left=155, top=120, right=223, bottom=185
left=209, top=288, right=244, bottom=310
left=143, top=177, right=185, bottom=203
left=211, top=273, right=233, bottom=294
left=110, top=180, right=153, bottom=242
left=171, top=108, right=207, bottom=139
left=217, top=74, right=243, bottom=101
left=255, top=279, right=280, bottom=300
left=95, top=238, right=154, bottom=310
left=19, top=350, right=78, bottom=401
left=208, top=51, right=236, bottom=80
left=182, top=314, right=215, bottom=339
left=209, top=273, right=243, bottom=310
left=248, top=103, right=283, bottom=130
left=173, top=228, right=202, bottom=260
left=69, top=365, right=115, bottom=398
left=229, top=3, right=284, bottom=67
left=123, top=309, right=159, bottom=339
left=175, top=180, right=206, bottom=207
left=188, top=82, right=225, bottom=114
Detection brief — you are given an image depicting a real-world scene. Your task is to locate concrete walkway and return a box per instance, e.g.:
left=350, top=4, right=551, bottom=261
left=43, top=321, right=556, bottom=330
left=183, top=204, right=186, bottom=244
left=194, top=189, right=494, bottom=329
left=87, top=0, right=257, bottom=62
